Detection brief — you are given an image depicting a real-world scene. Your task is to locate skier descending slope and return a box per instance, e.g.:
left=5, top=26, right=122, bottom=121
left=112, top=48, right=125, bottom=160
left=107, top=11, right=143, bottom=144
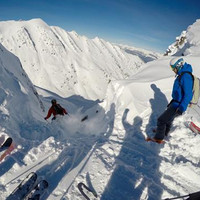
left=147, top=57, right=193, bottom=143
left=44, top=99, right=68, bottom=121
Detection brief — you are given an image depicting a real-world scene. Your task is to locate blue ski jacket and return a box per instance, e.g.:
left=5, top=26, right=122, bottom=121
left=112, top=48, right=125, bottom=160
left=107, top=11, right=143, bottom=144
left=171, top=62, right=193, bottom=112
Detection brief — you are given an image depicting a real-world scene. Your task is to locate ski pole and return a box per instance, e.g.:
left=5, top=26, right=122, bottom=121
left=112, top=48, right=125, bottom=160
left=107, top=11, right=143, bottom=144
left=163, top=194, right=189, bottom=200
left=188, top=191, right=200, bottom=199
left=163, top=190, right=200, bottom=200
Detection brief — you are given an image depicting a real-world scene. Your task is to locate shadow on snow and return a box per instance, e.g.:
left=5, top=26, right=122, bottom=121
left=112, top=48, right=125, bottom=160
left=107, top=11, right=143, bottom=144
left=2, top=94, right=111, bottom=198
left=101, top=84, right=168, bottom=200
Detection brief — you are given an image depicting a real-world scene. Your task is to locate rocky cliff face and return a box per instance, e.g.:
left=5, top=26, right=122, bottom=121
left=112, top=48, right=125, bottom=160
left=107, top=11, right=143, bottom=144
left=164, top=19, right=200, bottom=57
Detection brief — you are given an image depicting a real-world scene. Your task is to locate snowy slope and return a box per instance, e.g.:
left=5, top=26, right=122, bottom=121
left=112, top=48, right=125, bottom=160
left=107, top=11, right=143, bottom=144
left=1, top=19, right=200, bottom=200
left=0, top=19, right=160, bottom=100
left=64, top=56, right=200, bottom=200
left=165, top=19, right=200, bottom=56
left=0, top=41, right=113, bottom=199
left=1, top=43, right=200, bottom=200
left=0, top=42, right=45, bottom=135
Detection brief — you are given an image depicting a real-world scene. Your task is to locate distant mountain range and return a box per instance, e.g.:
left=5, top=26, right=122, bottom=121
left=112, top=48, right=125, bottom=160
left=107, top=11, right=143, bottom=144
left=0, top=18, right=160, bottom=100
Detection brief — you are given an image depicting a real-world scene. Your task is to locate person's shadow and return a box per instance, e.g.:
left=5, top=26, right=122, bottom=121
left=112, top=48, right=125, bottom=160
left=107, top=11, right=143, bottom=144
left=145, top=84, right=168, bottom=136
left=101, top=109, right=164, bottom=200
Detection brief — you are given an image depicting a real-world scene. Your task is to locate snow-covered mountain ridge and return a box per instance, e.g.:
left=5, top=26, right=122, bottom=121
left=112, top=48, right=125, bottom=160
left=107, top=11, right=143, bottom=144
left=0, top=42, right=44, bottom=114
left=118, top=44, right=160, bottom=62
left=0, top=42, right=46, bottom=154
left=0, top=18, right=160, bottom=100
left=165, top=19, right=200, bottom=56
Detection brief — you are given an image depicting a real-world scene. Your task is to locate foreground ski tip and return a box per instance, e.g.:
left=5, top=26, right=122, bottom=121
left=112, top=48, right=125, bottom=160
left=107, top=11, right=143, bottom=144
left=189, top=121, right=200, bottom=134
left=0, top=138, right=15, bottom=162
left=26, top=180, right=48, bottom=200
left=0, top=137, right=13, bottom=151
left=7, top=172, right=37, bottom=200
left=146, top=137, right=165, bottom=144
left=0, top=143, right=15, bottom=162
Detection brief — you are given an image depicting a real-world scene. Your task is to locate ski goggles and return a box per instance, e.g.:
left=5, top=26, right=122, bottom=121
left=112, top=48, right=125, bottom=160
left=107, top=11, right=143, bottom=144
left=170, top=65, right=176, bottom=71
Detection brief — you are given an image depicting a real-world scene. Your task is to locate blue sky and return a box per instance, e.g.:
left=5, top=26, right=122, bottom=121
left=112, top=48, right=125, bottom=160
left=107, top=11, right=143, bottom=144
left=0, top=0, right=200, bottom=53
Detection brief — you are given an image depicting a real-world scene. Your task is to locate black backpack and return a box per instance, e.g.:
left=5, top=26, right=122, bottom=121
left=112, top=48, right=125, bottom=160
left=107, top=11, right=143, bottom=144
left=53, top=104, right=64, bottom=115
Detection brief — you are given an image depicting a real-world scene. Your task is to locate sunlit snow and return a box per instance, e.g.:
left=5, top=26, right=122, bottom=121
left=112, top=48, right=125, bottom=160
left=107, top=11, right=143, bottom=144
left=0, top=19, right=200, bottom=200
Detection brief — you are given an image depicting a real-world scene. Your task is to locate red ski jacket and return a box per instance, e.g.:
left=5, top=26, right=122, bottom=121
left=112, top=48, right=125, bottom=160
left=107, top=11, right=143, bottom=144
left=44, top=104, right=67, bottom=120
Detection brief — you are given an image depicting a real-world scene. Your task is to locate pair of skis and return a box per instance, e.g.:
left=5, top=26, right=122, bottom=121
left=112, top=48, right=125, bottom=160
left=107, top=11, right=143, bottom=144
left=7, top=172, right=48, bottom=200
left=0, top=136, right=15, bottom=162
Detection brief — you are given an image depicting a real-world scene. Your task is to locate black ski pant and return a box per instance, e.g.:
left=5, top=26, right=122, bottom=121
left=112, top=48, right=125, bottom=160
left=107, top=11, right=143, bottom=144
left=154, top=105, right=181, bottom=140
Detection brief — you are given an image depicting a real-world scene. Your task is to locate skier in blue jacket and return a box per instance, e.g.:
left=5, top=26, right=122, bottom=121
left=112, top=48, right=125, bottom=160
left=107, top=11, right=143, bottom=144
left=153, top=57, right=193, bottom=143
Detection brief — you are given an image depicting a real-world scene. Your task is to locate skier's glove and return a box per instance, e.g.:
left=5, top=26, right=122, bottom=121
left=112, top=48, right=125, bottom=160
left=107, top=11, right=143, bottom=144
left=176, top=108, right=183, bottom=115
left=44, top=117, right=47, bottom=120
